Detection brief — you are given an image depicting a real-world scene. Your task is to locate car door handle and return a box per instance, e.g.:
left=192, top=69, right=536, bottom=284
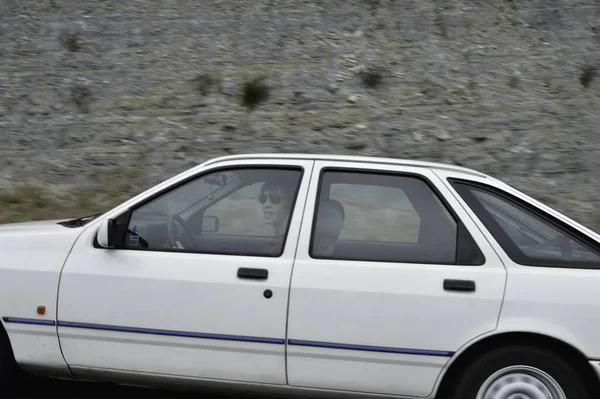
left=237, top=267, right=268, bottom=280
left=443, top=279, right=475, bottom=292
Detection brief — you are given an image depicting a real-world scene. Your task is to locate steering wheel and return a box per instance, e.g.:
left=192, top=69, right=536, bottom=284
left=167, top=215, right=198, bottom=250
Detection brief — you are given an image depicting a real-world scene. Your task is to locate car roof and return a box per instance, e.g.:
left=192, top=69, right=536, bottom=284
left=200, top=153, right=490, bottom=179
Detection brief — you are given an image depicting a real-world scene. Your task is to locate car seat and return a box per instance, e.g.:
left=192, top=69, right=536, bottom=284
left=313, top=199, right=345, bottom=257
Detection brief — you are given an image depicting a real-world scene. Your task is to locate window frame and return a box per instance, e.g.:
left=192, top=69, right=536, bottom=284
left=449, top=178, right=600, bottom=270
left=93, top=164, right=306, bottom=258
left=308, top=167, right=486, bottom=266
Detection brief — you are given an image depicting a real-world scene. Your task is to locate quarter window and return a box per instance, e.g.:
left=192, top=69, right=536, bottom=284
left=310, top=170, right=484, bottom=265
left=451, top=180, right=600, bottom=268
left=122, top=167, right=303, bottom=257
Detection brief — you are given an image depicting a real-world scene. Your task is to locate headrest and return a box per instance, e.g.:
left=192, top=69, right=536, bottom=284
left=314, top=199, right=344, bottom=239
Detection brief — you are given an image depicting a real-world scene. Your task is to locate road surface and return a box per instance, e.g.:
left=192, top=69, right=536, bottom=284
left=20, top=375, right=263, bottom=397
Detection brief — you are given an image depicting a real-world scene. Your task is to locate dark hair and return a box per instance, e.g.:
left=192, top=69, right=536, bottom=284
left=261, top=179, right=295, bottom=201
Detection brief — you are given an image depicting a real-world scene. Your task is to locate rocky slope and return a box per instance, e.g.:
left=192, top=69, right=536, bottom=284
left=0, top=0, right=599, bottom=227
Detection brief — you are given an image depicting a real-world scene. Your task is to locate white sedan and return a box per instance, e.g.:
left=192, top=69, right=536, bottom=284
left=1, top=153, right=600, bottom=399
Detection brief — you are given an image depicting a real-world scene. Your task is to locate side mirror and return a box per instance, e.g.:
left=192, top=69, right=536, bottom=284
left=96, top=210, right=132, bottom=249
left=202, top=215, right=219, bottom=233
left=97, top=218, right=115, bottom=248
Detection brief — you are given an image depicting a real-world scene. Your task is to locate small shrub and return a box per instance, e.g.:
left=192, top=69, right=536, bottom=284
left=360, top=66, right=385, bottom=88
left=71, top=84, right=92, bottom=112
left=505, top=0, right=518, bottom=11
left=366, top=0, right=381, bottom=12
left=193, top=73, right=218, bottom=95
left=59, top=29, right=80, bottom=52
left=0, top=183, right=62, bottom=224
left=241, top=77, right=270, bottom=110
left=420, top=78, right=441, bottom=98
left=579, top=63, right=597, bottom=88
left=433, top=5, right=448, bottom=38
left=508, top=74, right=520, bottom=89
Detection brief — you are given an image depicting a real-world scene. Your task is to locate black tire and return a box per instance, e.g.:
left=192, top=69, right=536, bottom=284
left=451, top=345, right=589, bottom=399
left=0, top=326, right=24, bottom=392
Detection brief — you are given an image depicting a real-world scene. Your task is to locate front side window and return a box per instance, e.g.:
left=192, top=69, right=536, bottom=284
left=310, top=170, right=484, bottom=265
left=122, top=167, right=303, bottom=257
left=451, top=179, right=600, bottom=268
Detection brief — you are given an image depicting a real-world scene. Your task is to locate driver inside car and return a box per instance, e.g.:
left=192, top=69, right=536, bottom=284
left=260, top=179, right=296, bottom=255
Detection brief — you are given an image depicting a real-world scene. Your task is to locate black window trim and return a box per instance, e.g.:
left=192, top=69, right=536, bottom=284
left=93, top=164, right=306, bottom=258
left=308, top=167, right=486, bottom=266
left=448, top=178, right=600, bottom=270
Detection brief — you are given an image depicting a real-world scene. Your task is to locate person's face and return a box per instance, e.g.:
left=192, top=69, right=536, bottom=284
left=260, top=187, right=288, bottom=226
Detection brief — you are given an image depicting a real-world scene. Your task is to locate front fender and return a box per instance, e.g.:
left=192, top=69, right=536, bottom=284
left=0, top=219, right=84, bottom=376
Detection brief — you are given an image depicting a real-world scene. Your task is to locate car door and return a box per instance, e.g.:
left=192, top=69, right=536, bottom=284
left=56, top=158, right=314, bottom=385
left=286, top=161, right=507, bottom=398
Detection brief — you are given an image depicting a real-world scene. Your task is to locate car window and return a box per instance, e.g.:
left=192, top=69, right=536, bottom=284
left=310, top=170, right=464, bottom=264
left=329, top=183, right=421, bottom=242
left=124, top=167, right=303, bottom=257
left=203, top=182, right=274, bottom=237
left=453, top=181, right=600, bottom=268
left=143, top=171, right=239, bottom=216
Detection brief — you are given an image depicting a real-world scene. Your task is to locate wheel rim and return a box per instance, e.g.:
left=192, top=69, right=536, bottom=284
left=476, top=365, right=567, bottom=399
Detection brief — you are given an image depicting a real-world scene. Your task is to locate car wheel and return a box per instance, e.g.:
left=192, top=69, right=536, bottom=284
left=0, top=327, right=23, bottom=390
left=451, top=345, right=589, bottom=399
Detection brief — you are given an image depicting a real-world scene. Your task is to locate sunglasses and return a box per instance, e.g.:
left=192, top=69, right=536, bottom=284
left=259, top=193, right=285, bottom=205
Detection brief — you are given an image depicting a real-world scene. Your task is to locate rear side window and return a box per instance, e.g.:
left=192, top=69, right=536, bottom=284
left=451, top=179, right=600, bottom=269
left=329, top=183, right=421, bottom=243
left=310, top=170, right=484, bottom=265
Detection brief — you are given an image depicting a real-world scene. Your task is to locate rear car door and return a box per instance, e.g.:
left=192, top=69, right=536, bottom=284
left=286, top=160, right=507, bottom=397
left=57, top=158, right=313, bottom=385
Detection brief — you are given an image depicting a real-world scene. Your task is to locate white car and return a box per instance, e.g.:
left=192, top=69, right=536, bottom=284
left=2, top=153, right=600, bottom=399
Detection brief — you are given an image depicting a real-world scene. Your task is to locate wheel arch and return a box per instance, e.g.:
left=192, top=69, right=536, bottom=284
left=0, top=317, right=21, bottom=370
left=0, top=319, right=13, bottom=349
left=433, top=331, right=600, bottom=398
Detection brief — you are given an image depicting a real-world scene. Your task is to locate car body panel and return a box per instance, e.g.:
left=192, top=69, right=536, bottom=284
left=0, top=219, right=81, bottom=376
left=0, top=153, right=599, bottom=397
left=56, top=158, right=314, bottom=385
left=434, top=168, right=600, bottom=361
left=286, top=161, right=507, bottom=397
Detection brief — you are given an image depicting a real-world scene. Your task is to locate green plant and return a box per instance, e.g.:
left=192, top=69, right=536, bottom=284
left=0, top=183, right=61, bottom=224
left=433, top=0, right=448, bottom=38
left=0, top=180, right=146, bottom=225
left=508, top=74, right=520, bottom=89
left=59, top=29, right=80, bottom=52
left=366, top=0, right=381, bottom=13
left=193, top=73, right=218, bottom=95
left=579, top=63, right=597, bottom=88
left=420, top=78, right=441, bottom=98
left=240, top=77, right=270, bottom=110
left=360, top=66, right=385, bottom=88
left=71, top=84, right=92, bottom=112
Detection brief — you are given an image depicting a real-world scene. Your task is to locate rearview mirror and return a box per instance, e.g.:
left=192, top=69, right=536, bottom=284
left=202, top=215, right=219, bottom=233
left=204, top=173, right=228, bottom=186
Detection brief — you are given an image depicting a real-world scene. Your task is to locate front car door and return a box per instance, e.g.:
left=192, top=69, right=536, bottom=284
left=286, top=160, right=507, bottom=397
left=56, top=158, right=314, bottom=386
